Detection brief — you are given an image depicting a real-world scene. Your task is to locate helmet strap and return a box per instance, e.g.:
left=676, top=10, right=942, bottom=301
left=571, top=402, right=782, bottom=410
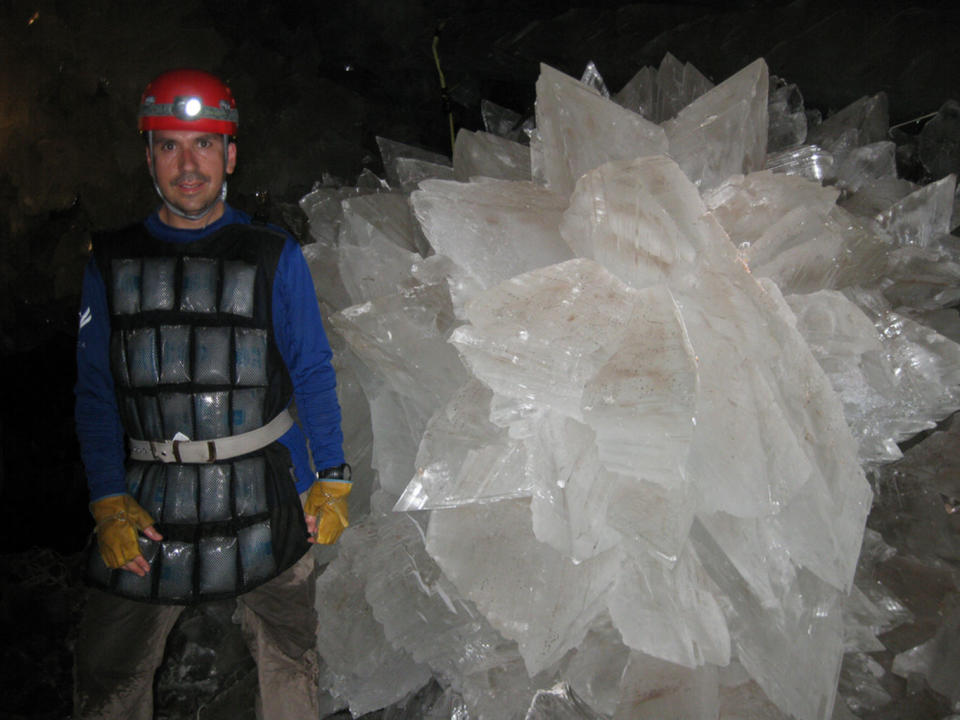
left=147, top=131, right=230, bottom=223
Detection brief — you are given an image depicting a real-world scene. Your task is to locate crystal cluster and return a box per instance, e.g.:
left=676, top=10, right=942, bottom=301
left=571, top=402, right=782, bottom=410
left=301, top=55, right=960, bottom=719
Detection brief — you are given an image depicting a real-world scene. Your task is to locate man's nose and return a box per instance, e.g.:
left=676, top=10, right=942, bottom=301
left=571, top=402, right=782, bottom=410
left=179, top=147, right=198, bottom=170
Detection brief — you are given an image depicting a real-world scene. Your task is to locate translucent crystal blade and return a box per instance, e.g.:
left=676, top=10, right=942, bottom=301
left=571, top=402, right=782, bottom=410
left=411, top=178, right=571, bottom=295
left=330, top=284, right=471, bottom=492
left=315, top=521, right=433, bottom=715
left=656, top=52, right=714, bottom=124
left=410, top=253, right=486, bottom=320
left=613, top=65, right=656, bottom=119
left=690, top=520, right=845, bottom=720
left=426, top=499, right=618, bottom=676
left=377, top=136, right=452, bottom=190
left=613, top=652, right=719, bottom=720
left=368, top=389, right=432, bottom=495
left=450, top=259, right=640, bottom=419
left=607, top=550, right=730, bottom=668
left=663, top=58, right=769, bottom=191
left=846, top=288, right=960, bottom=430
left=357, top=498, right=528, bottom=708
left=704, top=170, right=840, bottom=256
left=674, top=264, right=864, bottom=529
left=338, top=192, right=425, bottom=304
left=330, top=284, right=467, bottom=408
left=300, top=184, right=381, bottom=310
left=602, top=472, right=694, bottom=564
left=880, top=234, right=960, bottom=310
left=394, top=157, right=456, bottom=193
left=453, top=129, right=532, bottom=183
left=719, top=670, right=793, bottom=719
left=535, top=62, right=667, bottom=197
left=765, top=144, right=836, bottom=184
left=919, top=100, right=960, bottom=180
left=807, top=93, right=889, bottom=158
left=581, top=283, right=697, bottom=481
left=564, top=619, right=630, bottom=717
left=834, top=141, right=898, bottom=194
left=704, top=171, right=894, bottom=294
left=878, top=173, right=957, bottom=247
left=704, top=169, right=843, bottom=293
left=837, top=652, right=893, bottom=714
left=340, top=191, right=423, bottom=252
left=560, top=155, right=729, bottom=292
left=395, top=380, right=533, bottom=511
left=524, top=682, right=604, bottom=720
left=696, top=511, right=795, bottom=610
left=481, top=98, right=530, bottom=141
left=524, top=412, right=617, bottom=562
left=767, top=79, right=807, bottom=152
left=578, top=60, right=610, bottom=98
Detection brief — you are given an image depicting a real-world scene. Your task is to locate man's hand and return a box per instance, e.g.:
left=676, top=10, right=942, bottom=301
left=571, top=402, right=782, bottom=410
left=90, top=494, right=164, bottom=576
left=303, top=479, right=351, bottom=544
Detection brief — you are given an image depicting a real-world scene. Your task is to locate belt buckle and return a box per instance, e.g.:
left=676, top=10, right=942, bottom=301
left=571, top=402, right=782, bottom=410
left=149, top=440, right=176, bottom=463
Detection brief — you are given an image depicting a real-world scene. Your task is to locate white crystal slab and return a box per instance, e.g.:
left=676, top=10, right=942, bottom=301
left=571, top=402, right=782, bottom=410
left=663, top=58, right=769, bottom=191
left=536, top=62, right=667, bottom=198
left=453, top=128, right=532, bottom=183
left=411, top=177, right=572, bottom=296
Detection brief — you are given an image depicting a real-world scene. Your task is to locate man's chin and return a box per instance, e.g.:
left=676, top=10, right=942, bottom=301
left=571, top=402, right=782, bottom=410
left=159, top=196, right=224, bottom=226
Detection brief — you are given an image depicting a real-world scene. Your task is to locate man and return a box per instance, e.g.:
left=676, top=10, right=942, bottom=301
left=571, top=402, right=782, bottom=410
left=73, top=68, right=349, bottom=719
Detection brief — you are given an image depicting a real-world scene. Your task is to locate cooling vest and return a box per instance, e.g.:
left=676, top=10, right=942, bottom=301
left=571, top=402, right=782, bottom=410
left=84, top=221, right=310, bottom=604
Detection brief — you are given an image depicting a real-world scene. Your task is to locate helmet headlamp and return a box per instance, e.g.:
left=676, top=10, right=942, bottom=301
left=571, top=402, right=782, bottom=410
left=173, top=96, right=204, bottom=120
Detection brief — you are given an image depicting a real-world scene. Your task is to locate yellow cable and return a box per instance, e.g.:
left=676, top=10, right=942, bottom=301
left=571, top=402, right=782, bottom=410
left=432, top=23, right=456, bottom=155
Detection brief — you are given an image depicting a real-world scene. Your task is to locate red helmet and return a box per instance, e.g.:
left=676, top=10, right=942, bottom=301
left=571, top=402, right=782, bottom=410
left=138, top=69, right=238, bottom=135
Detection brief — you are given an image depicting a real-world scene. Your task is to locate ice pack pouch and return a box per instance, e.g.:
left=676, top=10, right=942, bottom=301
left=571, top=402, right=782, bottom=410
left=160, top=325, right=191, bottom=384
left=195, top=391, right=230, bottom=439
left=136, top=395, right=164, bottom=441
left=234, top=328, right=268, bottom=386
left=239, top=520, right=276, bottom=586
left=199, top=536, right=238, bottom=594
left=220, top=261, right=256, bottom=317
left=126, top=328, right=159, bottom=387
left=137, top=464, right=167, bottom=521
left=160, top=392, right=194, bottom=440
left=233, top=457, right=267, bottom=516
left=142, top=257, right=177, bottom=312
left=199, top=464, right=231, bottom=522
left=194, top=326, right=232, bottom=385
left=163, top=465, right=199, bottom=524
left=158, top=541, right=194, bottom=600
left=180, top=257, right=218, bottom=313
left=111, top=258, right=142, bottom=315
left=231, top=388, right=265, bottom=435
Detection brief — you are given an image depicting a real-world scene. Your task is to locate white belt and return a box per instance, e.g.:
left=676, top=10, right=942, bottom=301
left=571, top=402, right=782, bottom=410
left=128, top=409, right=294, bottom=463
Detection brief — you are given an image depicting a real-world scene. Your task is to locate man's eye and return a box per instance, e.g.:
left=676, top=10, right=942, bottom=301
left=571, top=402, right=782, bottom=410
left=160, top=141, right=175, bottom=151
left=197, top=138, right=211, bottom=148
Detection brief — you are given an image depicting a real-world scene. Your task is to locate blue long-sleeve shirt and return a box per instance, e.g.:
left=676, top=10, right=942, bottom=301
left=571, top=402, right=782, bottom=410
left=75, top=205, right=344, bottom=501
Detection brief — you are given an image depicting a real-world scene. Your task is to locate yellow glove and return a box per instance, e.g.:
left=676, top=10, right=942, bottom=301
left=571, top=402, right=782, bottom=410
left=91, top=494, right=156, bottom=569
left=304, top=479, right=351, bottom=544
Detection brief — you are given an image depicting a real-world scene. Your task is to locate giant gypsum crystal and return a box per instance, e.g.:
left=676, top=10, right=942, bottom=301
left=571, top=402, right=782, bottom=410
left=306, top=56, right=960, bottom=720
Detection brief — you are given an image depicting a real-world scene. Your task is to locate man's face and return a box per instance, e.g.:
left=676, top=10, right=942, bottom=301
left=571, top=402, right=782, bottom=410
left=147, top=130, right=237, bottom=229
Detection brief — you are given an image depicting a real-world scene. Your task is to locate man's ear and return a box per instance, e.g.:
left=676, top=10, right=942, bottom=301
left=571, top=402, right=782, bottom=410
left=227, top=141, right=237, bottom=175
left=145, top=143, right=153, bottom=172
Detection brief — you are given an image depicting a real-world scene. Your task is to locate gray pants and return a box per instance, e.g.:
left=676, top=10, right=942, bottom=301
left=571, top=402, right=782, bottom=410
left=73, top=550, right=319, bottom=720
